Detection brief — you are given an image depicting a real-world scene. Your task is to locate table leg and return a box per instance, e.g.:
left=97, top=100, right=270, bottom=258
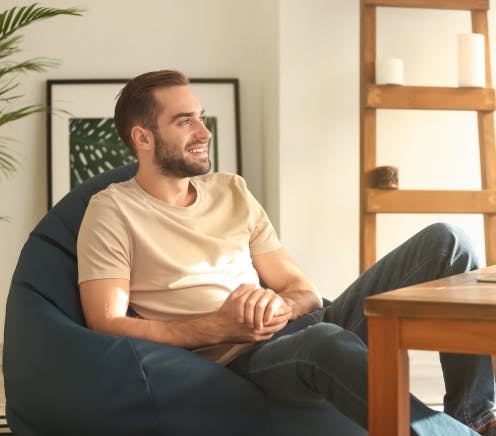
left=368, top=316, right=410, bottom=436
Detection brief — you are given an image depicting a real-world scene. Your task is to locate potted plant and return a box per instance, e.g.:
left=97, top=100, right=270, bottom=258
left=0, top=3, right=83, bottom=216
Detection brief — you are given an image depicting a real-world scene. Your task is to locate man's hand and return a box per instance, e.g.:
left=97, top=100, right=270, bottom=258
left=214, top=284, right=293, bottom=343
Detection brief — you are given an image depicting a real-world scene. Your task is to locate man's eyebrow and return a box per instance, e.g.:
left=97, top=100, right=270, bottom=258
left=169, top=108, right=206, bottom=124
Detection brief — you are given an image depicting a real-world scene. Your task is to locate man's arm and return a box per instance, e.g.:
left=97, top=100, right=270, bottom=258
left=251, top=248, right=323, bottom=320
left=79, top=279, right=292, bottom=348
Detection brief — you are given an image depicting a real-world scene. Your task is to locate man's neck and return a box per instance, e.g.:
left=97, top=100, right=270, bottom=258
left=135, top=166, right=196, bottom=207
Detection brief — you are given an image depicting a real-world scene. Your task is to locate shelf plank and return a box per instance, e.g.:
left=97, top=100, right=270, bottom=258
left=364, top=0, right=488, bottom=10
left=366, top=189, right=496, bottom=213
left=367, top=85, right=495, bottom=110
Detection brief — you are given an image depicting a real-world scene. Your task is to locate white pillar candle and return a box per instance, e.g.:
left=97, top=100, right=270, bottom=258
left=457, top=33, right=485, bottom=87
left=376, top=58, right=404, bottom=85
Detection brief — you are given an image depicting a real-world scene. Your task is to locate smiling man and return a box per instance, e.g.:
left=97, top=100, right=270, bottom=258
left=78, top=70, right=318, bottom=365
left=77, top=70, right=496, bottom=436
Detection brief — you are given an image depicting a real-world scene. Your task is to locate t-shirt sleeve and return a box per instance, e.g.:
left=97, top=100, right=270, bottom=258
left=236, top=176, right=282, bottom=255
left=77, top=192, right=131, bottom=284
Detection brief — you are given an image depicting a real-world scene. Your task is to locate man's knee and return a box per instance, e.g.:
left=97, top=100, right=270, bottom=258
left=420, top=222, right=479, bottom=269
left=421, top=222, right=463, bottom=243
left=299, top=323, right=368, bottom=363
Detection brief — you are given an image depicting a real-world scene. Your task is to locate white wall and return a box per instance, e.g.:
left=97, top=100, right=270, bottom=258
left=261, top=0, right=281, bottom=230
left=2, top=0, right=496, bottom=340
left=278, top=1, right=494, bottom=297
left=279, top=0, right=360, bottom=294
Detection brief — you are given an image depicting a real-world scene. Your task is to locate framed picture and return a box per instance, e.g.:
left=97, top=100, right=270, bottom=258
left=46, top=78, right=241, bottom=207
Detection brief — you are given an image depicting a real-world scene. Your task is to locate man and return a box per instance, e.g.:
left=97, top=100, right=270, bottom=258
left=77, top=70, right=495, bottom=435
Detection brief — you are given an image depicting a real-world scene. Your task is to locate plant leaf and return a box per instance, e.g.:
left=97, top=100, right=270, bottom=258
left=0, top=34, right=22, bottom=59
left=0, top=4, right=84, bottom=41
left=0, top=104, right=45, bottom=127
left=0, top=141, right=19, bottom=180
left=0, top=78, right=19, bottom=97
left=0, top=57, right=59, bottom=77
left=0, top=3, right=84, bottom=200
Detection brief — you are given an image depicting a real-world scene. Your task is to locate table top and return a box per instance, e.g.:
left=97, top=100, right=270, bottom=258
left=364, top=265, right=496, bottom=320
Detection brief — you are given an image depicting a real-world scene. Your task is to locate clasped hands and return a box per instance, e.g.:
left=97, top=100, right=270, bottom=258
left=215, top=284, right=296, bottom=343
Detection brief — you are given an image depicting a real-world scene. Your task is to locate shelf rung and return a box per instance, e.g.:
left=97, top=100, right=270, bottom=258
left=364, top=0, right=488, bottom=10
left=366, top=85, right=495, bottom=111
left=366, top=189, right=496, bottom=213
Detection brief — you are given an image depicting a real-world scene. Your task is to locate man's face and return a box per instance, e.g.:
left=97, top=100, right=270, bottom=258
left=151, top=85, right=212, bottom=178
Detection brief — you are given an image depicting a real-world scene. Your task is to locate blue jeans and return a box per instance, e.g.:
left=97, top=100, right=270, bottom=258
left=228, top=223, right=495, bottom=435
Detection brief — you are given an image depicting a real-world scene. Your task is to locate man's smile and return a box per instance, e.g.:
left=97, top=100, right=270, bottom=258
left=187, top=145, right=209, bottom=155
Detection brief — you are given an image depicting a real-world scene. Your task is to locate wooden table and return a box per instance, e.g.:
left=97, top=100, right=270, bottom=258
left=364, top=265, right=496, bottom=436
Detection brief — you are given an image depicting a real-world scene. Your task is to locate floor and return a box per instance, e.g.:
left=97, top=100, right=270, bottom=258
left=409, top=350, right=445, bottom=406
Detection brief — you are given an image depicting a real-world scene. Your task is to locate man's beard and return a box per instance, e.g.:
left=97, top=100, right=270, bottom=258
left=153, top=133, right=211, bottom=178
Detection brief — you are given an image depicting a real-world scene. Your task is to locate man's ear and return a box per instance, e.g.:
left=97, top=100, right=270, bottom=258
left=130, top=125, right=153, bottom=151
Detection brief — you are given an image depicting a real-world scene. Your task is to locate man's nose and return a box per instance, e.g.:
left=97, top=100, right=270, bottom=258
left=196, top=120, right=211, bottom=141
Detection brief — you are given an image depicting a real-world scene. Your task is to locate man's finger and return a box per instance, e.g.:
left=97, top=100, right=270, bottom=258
left=244, top=288, right=266, bottom=327
left=254, top=294, right=271, bottom=329
left=230, top=284, right=256, bottom=298
left=263, top=295, right=283, bottom=325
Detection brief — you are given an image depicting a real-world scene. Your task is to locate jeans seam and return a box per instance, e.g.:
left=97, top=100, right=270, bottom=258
left=463, top=379, right=471, bottom=428
left=397, top=255, right=437, bottom=288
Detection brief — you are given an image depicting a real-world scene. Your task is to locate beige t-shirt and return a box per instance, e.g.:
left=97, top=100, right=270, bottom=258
left=77, top=172, right=282, bottom=365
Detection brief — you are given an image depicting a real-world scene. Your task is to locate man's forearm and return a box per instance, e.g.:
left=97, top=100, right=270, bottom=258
left=92, top=313, right=225, bottom=350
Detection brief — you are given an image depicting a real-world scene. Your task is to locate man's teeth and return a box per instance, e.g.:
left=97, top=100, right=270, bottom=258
left=189, top=147, right=206, bottom=153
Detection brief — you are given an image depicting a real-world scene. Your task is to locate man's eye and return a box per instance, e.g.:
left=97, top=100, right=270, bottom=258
left=199, top=116, right=206, bottom=124
left=179, top=119, right=190, bottom=126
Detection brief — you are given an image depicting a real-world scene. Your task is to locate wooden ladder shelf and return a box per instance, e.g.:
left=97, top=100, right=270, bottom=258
left=360, top=0, right=496, bottom=272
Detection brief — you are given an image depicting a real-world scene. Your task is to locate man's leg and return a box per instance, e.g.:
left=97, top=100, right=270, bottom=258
left=228, top=322, right=478, bottom=435
left=324, top=222, right=479, bottom=337
left=323, top=222, right=495, bottom=432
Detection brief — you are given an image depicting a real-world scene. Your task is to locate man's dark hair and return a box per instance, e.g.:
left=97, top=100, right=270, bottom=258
left=114, top=70, right=189, bottom=155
